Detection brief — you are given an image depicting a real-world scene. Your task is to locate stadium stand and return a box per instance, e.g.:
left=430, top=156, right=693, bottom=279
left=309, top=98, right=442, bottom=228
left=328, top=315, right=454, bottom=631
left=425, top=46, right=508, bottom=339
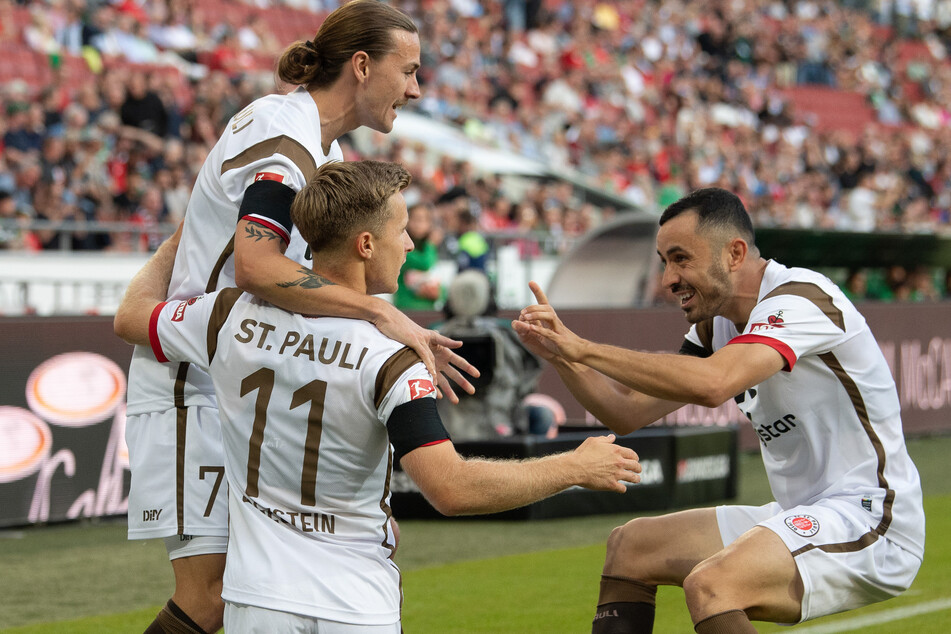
left=0, top=0, right=950, bottom=309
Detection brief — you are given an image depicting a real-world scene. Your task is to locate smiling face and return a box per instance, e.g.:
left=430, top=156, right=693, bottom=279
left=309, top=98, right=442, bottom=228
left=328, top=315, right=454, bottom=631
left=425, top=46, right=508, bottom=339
left=656, top=211, right=734, bottom=324
left=357, top=29, right=421, bottom=133
left=366, top=191, right=414, bottom=295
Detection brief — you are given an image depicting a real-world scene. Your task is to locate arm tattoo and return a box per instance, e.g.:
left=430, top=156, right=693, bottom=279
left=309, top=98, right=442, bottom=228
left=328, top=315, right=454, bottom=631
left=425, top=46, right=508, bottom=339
left=277, top=267, right=337, bottom=290
left=244, top=224, right=281, bottom=242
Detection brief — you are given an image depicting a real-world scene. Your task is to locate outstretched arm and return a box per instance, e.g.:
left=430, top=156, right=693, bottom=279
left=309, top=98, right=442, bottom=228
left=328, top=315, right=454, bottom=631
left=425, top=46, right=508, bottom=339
left=234, top=219, right=478, bottom=401
left=114, top=225, right=182, bottom=345
left=515, top=282, right=785, bottom=410
left=512, top=282, right=682, bottom=434
left=399, top=434, right=640, bottom=516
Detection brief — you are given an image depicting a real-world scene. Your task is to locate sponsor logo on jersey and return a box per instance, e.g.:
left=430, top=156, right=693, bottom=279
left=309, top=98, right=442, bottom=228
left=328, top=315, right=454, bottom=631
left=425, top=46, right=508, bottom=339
left=171, top=296, right=201, bottom=322
left=254, top=171, right=285, bottom=183
left=785, top=514, right=820, bottom=537
left=408, top=379, right=435, bottom=400
left=755, top=413, right=798, bottom=445
left=142, top=509, right=163, bottom=522
left=749, top=310, right=785, bottom=332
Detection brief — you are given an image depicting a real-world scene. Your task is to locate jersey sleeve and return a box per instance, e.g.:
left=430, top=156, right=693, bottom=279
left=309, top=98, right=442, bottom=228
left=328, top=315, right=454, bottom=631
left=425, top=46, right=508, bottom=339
left=149, top=292, right=219, bottom=372
left=376, top=356, right=450, bottom=461
left=728, top=294, right=847, bottom=371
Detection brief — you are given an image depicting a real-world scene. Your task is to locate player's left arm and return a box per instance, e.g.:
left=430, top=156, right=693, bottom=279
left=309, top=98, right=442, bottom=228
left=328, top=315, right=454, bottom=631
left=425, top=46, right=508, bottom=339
left=114, top=224, right=182, bottom=345
left=573, top=340, right=787, bottom=409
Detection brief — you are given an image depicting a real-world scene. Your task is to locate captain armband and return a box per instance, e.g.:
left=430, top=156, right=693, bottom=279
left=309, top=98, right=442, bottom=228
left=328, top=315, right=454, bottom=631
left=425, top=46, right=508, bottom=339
left=238, top=180, right=296, bottom=242
left=386, top=398, right=451, bottom=463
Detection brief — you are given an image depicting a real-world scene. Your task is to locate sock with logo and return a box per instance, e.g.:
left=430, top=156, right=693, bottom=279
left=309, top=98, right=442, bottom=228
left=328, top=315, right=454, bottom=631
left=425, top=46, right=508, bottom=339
left=591, top=575, right=657, bottom=634
left=694, top=609, right=757, bottom=634
left=143, top=599, right=208, bottom=634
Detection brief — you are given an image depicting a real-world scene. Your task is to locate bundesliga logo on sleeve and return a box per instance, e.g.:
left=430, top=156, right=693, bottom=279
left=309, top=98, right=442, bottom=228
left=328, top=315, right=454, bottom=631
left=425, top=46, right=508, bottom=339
left=408, top=379, right=435, bottom=400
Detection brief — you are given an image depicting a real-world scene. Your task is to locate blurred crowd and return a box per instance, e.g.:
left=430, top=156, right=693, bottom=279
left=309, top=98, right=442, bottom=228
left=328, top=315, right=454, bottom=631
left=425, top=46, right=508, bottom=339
left=2, top=0, right=951, bottom=300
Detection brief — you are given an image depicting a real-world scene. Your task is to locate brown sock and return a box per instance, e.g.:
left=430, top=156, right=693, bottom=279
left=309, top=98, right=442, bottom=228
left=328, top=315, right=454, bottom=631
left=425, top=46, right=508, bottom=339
left=694, top=609, right=757, bottom=634
left=591, top=575, right=657, bottom=634
left=143, top=599, right=207, bottom=634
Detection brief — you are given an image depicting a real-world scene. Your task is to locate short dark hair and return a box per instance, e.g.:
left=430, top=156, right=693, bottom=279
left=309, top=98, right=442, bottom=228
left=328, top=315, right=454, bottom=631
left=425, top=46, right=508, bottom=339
left=659, top=187, right=755, bottom=247
left=292, top=160, right=411, bottom=254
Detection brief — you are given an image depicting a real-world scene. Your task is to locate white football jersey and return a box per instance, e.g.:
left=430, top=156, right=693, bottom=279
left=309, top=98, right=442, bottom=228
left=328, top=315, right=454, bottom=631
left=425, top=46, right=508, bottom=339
left=126, top=88, right=343, bottom=416
left=151, top=289, right=436, bottom=624
left=683, top=260, right=924, bottom=559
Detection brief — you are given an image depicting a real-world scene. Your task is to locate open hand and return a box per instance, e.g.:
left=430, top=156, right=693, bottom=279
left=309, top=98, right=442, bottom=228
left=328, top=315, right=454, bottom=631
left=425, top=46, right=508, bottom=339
left=570, top=434, right=641, bottom=493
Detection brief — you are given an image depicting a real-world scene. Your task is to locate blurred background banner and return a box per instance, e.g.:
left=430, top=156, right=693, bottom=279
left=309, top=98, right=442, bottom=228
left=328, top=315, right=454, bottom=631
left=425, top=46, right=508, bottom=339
left=2, top=303, right=948, bottom=527
left=0, top=316, right=132, bottom=528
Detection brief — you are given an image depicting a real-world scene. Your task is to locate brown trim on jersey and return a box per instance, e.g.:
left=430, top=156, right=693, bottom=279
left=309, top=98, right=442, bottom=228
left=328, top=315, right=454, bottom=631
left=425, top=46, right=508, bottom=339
left=205, top=234, right=235, bottom=294
left=206, top=288, right=244, bottom=364
left=762, top=282, right=845, bottom=332
left=695, top=318, right=715, bottom=353
left=174, top=362, right=189, bottom=535
left=789, top=350, right=894, bottom=559
left=380, top=446, right=395, bottom=557
left=374, top=347, right=423, bottom=409
left=219, top=135, right=318, bottom=181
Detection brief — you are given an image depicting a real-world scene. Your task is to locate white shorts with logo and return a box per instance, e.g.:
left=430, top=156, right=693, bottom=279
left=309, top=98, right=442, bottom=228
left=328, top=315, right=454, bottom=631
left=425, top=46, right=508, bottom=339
left=126, top=406, right=229, bottom=541
left=224, top=602, right=401, bottom=633
left=717, top=499, right=922, bottom=622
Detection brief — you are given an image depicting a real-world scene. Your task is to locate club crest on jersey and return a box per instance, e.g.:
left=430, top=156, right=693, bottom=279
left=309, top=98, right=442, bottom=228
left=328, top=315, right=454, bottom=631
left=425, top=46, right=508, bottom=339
left=785, top=514, right=820, bottom=537
left=749, top=310, right=785, bottom=332
left=254, top=171, right=285, bottom=183
left=408, top=379, right=435, bottom=400
left=171, top=296, right=201, bottom=322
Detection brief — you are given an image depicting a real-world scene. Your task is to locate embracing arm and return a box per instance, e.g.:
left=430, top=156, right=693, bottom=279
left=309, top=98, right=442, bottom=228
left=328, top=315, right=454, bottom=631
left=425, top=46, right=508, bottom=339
left=399, top=435, right=640, bottom=516
left=234, top=219, right=477, bottom=399
left=114, top=225, right=181, bottom=345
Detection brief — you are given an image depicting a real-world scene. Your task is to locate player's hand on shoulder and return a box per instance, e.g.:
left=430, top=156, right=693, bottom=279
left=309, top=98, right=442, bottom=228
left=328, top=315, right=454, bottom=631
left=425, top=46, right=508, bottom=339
left=570, top=434, right=641, bottom=493
left=374, top=303, right=480, bottom=403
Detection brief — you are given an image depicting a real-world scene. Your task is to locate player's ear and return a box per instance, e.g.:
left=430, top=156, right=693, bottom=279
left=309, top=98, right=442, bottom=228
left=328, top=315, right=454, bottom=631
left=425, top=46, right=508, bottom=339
left=351, top=51, right=370, bottom=83
left=727, top=237, right=748, bottom=271
left=356, top=231, right=374, bottom=260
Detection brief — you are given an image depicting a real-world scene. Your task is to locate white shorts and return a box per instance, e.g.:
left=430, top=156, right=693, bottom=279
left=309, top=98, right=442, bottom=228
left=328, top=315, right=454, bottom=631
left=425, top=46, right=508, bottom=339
left=126, top=406, right=229, bottom=539
left=717, top=499, right=922, bottom=622
left=224, top=602, right=401, bottom=633
left=165, top=534, right=229, bottom=560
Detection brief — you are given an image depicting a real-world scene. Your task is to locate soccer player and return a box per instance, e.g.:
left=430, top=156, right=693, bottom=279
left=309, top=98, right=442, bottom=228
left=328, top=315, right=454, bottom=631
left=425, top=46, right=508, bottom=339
left=115, top=160, right=642, bottom=632
left=122, top=4, right=474, bottom=632
left=513, top=187, right=924, bottom=633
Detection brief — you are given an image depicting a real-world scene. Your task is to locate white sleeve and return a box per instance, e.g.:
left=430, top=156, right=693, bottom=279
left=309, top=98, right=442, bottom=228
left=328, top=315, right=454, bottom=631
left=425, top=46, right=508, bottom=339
left=376, top=362, right=437, bottom=424
left=730, top=295, right=847, bottom=370
left=148, top=292, right=219, bottom=372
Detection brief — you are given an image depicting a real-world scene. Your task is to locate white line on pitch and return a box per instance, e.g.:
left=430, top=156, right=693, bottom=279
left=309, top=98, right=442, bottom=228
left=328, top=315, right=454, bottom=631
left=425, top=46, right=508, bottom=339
left=792, top=598, right=951, bottom=633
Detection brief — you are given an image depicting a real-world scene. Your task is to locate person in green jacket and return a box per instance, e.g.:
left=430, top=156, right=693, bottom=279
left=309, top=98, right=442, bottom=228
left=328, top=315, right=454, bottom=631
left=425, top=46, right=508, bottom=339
left=395, top=201, right=445, bottom=310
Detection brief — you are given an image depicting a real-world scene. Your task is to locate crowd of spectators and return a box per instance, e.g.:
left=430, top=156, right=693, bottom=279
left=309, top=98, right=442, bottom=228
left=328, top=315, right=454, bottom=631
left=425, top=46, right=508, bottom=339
left=2, top=0, right=951, bottom=300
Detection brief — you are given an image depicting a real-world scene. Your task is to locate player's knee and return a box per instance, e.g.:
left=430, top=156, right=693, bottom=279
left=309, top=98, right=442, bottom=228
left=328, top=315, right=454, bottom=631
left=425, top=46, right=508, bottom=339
left=682, top=559, right=733, bottom=614
left=604, top=518, right=651, bottom=573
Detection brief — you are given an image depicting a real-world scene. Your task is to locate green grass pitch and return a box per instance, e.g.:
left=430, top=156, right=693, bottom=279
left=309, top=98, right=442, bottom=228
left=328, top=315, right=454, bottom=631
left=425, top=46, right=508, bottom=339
left=1, top=436, right=948, bottom=633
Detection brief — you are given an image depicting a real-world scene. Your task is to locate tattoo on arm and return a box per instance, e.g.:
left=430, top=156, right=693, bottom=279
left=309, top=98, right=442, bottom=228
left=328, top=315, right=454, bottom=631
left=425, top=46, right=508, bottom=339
left=244, top=224, right=282, bottom=242
left=277, top=267, right=337, bottom=290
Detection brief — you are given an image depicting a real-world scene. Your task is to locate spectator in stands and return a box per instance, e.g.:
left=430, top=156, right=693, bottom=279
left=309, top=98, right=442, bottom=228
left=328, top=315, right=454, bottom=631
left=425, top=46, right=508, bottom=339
left=395, top=201, right=445, bottom=311
left=120, top=71, right=169, bottom=138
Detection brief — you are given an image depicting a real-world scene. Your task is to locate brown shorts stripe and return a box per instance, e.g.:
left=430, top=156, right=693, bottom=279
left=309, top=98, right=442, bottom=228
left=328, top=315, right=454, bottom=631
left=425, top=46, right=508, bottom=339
left=174, top=362, right=189, bottom=535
